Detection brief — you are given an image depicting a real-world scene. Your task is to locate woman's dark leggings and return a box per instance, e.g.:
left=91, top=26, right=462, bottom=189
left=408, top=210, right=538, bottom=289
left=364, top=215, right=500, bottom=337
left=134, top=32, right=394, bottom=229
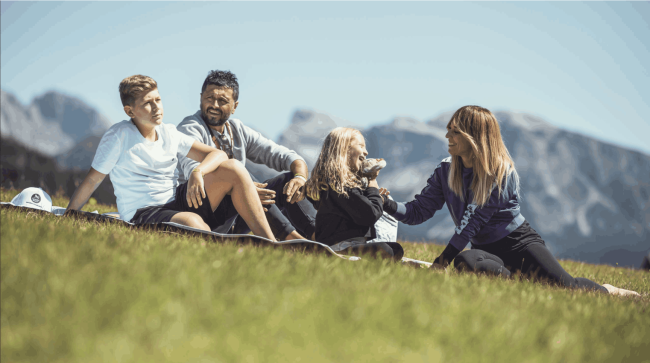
left=453, top=221, right=608, bottom=293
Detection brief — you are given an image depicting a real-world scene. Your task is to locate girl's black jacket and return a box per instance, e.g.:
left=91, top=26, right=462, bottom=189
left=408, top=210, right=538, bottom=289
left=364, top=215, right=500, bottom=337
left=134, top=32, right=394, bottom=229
left=312, top=186, right=384, bottom=245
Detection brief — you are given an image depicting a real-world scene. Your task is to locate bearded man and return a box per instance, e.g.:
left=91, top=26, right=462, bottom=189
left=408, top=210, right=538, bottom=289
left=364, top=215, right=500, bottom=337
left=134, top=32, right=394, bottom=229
left=176, top=70, right=316, bottom=240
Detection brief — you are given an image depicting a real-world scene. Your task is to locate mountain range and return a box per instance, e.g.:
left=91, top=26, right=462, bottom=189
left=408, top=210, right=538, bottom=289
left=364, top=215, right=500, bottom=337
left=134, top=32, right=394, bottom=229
left=1, top=90, right=111, bottom=156
left=2, top=90, right=648, bottom=267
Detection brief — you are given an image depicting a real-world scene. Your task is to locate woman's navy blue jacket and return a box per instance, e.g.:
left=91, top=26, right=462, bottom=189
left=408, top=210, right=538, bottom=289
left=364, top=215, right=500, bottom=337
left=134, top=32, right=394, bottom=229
left=385, top=157, right=525, bottom=251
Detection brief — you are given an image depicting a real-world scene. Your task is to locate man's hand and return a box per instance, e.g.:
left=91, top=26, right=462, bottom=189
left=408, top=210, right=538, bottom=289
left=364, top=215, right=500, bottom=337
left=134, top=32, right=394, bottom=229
left=186, top=171, right=207, bottom=209
left=283, top=177, right=305, bottom=204
left=255, top=182, right=276, bottom=212
left=288, top=159, right=309, bottom=204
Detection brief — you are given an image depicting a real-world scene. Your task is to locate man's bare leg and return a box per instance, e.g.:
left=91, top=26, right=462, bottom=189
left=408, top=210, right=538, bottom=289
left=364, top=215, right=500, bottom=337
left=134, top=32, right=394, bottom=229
left=203, top=159, right=275, bottom=240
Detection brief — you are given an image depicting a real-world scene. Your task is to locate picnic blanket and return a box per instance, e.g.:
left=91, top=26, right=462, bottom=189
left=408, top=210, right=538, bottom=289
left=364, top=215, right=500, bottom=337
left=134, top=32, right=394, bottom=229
left=0, top=202, right=361, bottom=260
left=1, top=202, right=432, bottom=266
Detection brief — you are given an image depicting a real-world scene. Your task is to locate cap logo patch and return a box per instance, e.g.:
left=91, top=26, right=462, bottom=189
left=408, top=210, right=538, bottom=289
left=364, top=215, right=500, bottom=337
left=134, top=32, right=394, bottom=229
left=31, top=194, right=41, bottom=203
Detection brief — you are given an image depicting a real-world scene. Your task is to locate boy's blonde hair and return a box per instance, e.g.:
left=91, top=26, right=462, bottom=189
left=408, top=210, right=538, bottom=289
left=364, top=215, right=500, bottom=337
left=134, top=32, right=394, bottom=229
left=447, top=105, right=519, bottom=207
left=119, top=75, right=157, bottom=106
left=306, top=127, right=364, bottom=201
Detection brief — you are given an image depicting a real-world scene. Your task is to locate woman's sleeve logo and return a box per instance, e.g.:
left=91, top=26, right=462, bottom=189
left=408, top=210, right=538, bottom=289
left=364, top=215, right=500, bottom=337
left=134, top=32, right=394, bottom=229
left=455, top=203, right=477, bottom=234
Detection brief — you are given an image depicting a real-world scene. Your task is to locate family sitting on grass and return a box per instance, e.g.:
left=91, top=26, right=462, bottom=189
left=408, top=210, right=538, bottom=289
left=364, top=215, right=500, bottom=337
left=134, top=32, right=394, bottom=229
left=64, top=71, right=639, bottom=296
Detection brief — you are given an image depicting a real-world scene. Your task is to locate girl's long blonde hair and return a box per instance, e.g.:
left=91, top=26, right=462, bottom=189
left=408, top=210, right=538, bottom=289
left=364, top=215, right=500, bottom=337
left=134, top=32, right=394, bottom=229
left=306, top=127, right=364, bottom=201
left=448, top=106, right=519, bottom=207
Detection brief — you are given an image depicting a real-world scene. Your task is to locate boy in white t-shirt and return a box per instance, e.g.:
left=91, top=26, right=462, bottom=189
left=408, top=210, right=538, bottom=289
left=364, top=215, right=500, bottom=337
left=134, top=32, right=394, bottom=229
left=65, top=75, right=275, bottom=239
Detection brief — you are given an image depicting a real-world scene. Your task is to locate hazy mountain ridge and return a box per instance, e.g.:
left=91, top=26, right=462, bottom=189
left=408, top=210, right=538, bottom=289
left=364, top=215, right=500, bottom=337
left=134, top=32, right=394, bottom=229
left=1, top=89, right=111, bottom=156
left=56, top=135, right=104, bottom=170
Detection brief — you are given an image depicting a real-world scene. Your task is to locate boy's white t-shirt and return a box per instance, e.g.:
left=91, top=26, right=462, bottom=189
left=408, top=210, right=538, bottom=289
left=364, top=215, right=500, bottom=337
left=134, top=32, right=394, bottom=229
left=91, top=120, right=195, bottom=222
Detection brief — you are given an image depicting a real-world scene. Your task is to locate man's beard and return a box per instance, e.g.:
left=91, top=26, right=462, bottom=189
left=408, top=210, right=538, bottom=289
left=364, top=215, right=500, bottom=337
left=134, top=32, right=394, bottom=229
left=201, top=108, right=228, bottom=127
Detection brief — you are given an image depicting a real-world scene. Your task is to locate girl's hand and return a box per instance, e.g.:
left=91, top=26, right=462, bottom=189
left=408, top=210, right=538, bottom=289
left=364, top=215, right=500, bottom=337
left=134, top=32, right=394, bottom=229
left=187, top=171, right=207, bottom=209
left=378, top=188, right=390, bottom=196
left=367, top=169, right=380, bottom=181
left=378, top=187, right=390, bottom=202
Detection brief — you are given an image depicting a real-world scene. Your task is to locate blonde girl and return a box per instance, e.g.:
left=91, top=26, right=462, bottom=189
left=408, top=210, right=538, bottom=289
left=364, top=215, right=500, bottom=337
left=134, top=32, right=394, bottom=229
left=383, top=105, right=637, bottom=295
left=306, top=127, right=403, bottom=259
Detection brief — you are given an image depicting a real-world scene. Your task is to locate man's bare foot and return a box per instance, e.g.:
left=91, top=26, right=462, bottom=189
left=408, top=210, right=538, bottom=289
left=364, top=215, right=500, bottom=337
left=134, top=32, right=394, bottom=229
left=602, top=284, right=641, bottom=297
left=283, top=230, right=306, bottom=241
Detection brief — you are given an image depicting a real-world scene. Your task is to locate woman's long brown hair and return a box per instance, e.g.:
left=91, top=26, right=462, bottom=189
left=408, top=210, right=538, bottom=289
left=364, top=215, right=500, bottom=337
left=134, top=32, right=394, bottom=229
left=447, top=105, right=519, bottom=207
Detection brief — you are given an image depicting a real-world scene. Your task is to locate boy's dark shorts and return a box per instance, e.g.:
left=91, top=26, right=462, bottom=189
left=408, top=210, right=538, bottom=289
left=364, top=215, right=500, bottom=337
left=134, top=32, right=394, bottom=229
left=130, top=182, right=232, bottom=230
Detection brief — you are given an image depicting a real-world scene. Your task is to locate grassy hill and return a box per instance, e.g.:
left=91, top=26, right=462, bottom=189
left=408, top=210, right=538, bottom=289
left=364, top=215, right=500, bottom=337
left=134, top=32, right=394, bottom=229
left=1, top=188, right=648, bottom=363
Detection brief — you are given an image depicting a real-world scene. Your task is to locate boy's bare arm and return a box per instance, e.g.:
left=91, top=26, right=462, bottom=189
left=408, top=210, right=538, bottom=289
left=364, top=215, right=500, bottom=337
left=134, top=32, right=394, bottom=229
left=185, top=141, right=228, bottom=175
left=65, top=167, right=107, bottom=213
left=184, top=141, right=229, bottom=208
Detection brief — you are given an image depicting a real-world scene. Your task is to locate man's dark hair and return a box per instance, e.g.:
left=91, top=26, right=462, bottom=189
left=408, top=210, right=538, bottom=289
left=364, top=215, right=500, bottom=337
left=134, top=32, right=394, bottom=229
left=201, top=70, right=239, bottom=101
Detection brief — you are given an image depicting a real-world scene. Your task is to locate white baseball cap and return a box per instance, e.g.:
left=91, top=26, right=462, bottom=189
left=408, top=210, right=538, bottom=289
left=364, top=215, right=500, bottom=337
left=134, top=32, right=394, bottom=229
left=10, top=187, right=53, bottom=212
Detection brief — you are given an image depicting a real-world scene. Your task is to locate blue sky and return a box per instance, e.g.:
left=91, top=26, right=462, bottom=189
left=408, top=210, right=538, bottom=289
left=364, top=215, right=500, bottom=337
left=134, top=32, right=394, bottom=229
left=2, top=1, right=649, bottom=154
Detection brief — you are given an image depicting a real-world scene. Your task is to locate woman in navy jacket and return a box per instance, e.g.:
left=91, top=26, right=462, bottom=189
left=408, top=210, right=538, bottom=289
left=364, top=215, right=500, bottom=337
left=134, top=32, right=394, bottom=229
left=384, top=105, right=637, bottom=296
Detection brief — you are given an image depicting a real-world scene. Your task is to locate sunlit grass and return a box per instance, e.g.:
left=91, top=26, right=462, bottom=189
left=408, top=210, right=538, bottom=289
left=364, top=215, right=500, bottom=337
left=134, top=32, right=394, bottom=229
left=1, top=188, right=648, bottom=363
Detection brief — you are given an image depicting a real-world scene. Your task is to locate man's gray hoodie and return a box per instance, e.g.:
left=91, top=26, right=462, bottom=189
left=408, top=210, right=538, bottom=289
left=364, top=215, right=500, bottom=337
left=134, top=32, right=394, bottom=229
left=176, top=111, right=305, bottom=183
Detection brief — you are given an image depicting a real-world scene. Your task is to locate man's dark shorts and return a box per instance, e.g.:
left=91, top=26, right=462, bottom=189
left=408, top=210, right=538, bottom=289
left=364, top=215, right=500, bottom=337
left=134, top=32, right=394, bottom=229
left=130, top=182, right=225, bottom=230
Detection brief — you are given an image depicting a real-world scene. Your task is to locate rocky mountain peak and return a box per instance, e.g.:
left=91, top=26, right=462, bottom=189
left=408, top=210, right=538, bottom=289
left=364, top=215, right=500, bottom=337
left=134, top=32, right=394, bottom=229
left=1, top=89, right=112, bottom=156
left=33, top=90, right=111, bottom=140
